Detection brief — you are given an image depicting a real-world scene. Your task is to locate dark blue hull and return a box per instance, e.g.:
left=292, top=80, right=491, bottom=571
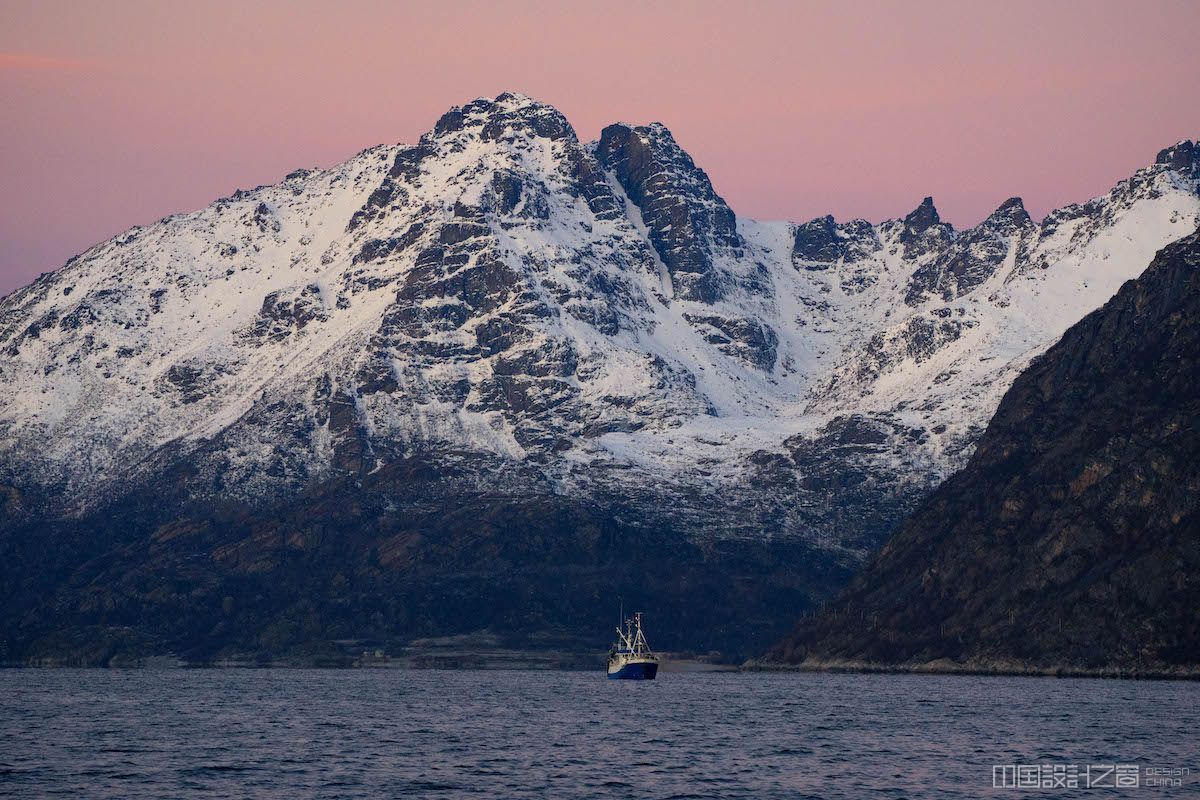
left=607, top=661, right=658, bottom=680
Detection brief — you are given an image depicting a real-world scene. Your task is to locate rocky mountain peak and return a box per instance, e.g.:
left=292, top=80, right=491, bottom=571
left=791, top=215, right=840, bottom=265
left=1156, top=139, right=1199, bottom=179
left=902, top=196, right=1037, bottom=305
left=896, top=196, right=954, bottom=264
left=982, top=196, right=1034, bottom=232
left=431, top=92, right=575, bottom=143
left=594, top=121, right=741, bottom=303
left=790, top=215, right=881, bottom=272
left=901, top=196, right=941, bottom=237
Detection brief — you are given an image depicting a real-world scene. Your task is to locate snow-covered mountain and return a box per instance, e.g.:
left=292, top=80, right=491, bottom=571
left=767, top=229, right=1200, bottom=675
left=1, top=94, right=1197, bottom=660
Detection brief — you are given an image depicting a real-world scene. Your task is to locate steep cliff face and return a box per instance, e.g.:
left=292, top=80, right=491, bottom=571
left=767, top=231, right=1200, bottom=674
left=1, top=92, right=1197, bottom=663
left=594, top=122, right=743, bottom=304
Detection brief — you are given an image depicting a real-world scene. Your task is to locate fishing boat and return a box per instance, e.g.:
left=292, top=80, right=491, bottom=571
left=606, top=611, right=659, bottom=680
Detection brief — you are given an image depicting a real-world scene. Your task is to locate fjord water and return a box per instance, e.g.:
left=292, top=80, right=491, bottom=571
left=2, top=670, right=1195, bottom=799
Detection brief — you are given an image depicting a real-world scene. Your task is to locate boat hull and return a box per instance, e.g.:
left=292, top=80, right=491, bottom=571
left=607, top=660, right=658, bottom=680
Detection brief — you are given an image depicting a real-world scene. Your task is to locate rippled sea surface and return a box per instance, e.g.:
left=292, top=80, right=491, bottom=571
left=1, top=669, right=1196, bottom=798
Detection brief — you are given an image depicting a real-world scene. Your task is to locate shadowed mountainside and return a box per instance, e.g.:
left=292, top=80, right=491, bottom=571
left=766, top=230, right=1200, bottom=675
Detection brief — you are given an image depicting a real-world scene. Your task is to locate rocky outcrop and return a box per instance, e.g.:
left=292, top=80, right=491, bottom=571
left=898, top=196, right=954, bottom=261
left=247, top=284, right=328, bottom=342
left=1156, top=140, right=1199, bottom=179
left=595, top=122, right=741, bottom=303
left=905, top=197, right=1033, bottom=304
left=683, top=313, right=778, bottom=370
left=767, top=231, right=1200, bottom=674
left=791, top=216, right=879, bottom=270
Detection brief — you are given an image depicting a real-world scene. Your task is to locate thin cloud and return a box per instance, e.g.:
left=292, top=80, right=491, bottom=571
left=0, top=52, right=89, bottom=73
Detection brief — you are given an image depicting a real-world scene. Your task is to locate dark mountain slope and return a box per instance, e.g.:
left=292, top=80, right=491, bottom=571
left=766, top=230, right=1200, bottom=674
left=0, top=457, right=847, bottom=666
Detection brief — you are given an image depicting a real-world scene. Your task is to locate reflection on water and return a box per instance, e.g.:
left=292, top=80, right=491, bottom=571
left=1, top=669, right=1195, bottom=798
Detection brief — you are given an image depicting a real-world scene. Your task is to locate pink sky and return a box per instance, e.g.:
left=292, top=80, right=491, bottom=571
left=2, top=0, right=1198, bottom=296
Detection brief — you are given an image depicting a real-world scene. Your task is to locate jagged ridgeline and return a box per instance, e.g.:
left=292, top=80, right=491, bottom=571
left=767, top=230, right=1200, bottom=676
left=1, top=93, right=1197, bottom=664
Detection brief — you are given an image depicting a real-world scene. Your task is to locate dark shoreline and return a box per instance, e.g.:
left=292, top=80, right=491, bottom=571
left=742, top=658, right=1200, bottom=681
left=1, top=652, right=739, bottom=672
left=4, top=656, right=1197, bottom=680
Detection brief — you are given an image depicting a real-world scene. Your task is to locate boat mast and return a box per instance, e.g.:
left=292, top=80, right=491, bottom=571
left=630, top=612, right=653, bottom=656
left=615, top=600, right=635, bottom=650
